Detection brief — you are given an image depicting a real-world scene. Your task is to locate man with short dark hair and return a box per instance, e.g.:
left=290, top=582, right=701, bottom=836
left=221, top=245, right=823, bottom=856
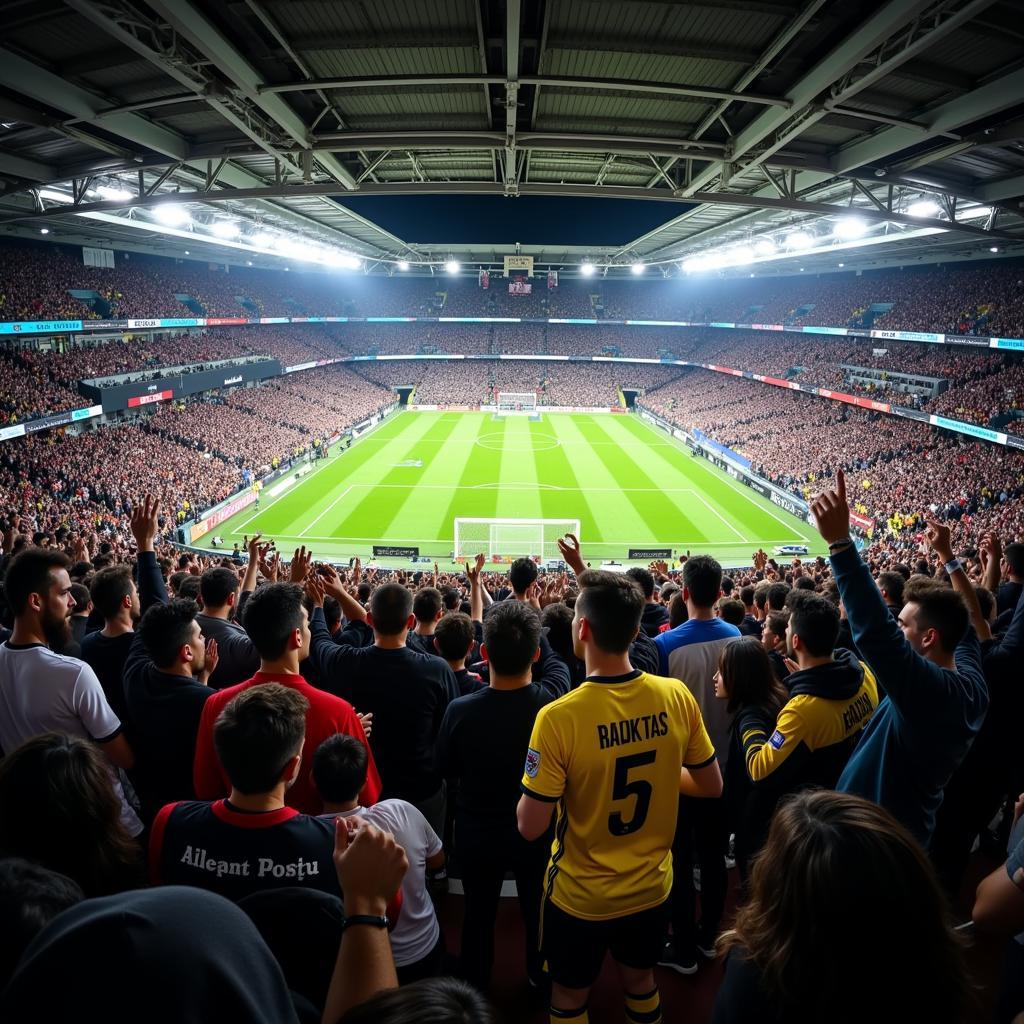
left=766, top=581, right=790, bottom=612
left=737, top=585, right=761, bottom=638
left=508, top=557, right=539, bottom=602
left=194, top=580, right=379, bottom=816
left=63, top=583, right=92, bottom=656
left=654, top=554, right=738, bottom=974
left=195, top=564, right=260, bottom=690
left=812, top=470, right=988, bottom=847
left=626, top=567, right=669, bottom=637
left=305, top=571, right=456, bottom=833
left=436, top=600, right=569, bottom=988
left=0, top=546, right=140, bottom=837
left=314, top=734, right=445, bottom=983
left=80, top=564, right=140, bottom=727
left=518, top=570, right=721, bottom=1024
left=122, top=497, right=217, bottom=822
left=876, top=570, right=905, bottom=615
left=407, top=587, right=444, bottom=655
left=150, top=683, right=339, bottom=901
left=432, top=612, right=482, bottom=695
left=998, top=541, right=1024, bottom=616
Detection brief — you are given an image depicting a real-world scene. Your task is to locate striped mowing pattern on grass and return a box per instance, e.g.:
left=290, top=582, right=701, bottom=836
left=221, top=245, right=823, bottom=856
left=216, top=411, right=820, bottom=565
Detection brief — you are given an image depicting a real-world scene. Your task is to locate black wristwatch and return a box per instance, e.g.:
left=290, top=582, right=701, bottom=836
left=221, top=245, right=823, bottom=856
left=340, top=914, right=389, bottom=932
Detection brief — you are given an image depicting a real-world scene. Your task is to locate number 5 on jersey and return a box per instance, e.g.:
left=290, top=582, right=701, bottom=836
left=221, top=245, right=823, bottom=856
left=608, top=750, right=656, bottom=836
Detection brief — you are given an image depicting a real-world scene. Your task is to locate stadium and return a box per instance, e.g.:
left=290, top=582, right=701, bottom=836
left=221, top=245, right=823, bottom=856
left=0, top=1, right=1022, bottom=1022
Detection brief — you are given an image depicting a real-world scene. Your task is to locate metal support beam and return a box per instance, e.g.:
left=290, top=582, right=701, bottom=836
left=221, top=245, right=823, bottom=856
left=679, top=0, right=977, bottom=198
left=259, top=72, right=790, bottom=108
left=144, top=0, right=358, bottom=188
left=0, top=152, right=56, bottom=181
left=976, top=173, right=1024, bottom=203
left=505, top=0, right=522, bottom=195
left=2, top=181, right=1016, bottom=241
left=0, top=46, right=189, bottom=162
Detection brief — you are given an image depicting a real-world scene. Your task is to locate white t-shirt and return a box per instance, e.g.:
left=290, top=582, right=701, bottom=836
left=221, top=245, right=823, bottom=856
left=0, top=641, right=143, bottom=837
left=325, top=800, right=442, bottom=967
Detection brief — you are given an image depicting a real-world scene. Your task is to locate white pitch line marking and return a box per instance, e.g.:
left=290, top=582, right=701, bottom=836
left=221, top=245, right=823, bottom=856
left=685, top=490, right=748, bottom=543
left=300, top=485, right=354, bottom=538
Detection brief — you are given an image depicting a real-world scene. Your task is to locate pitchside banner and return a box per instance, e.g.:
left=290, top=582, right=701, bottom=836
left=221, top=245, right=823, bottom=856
left=629, top=548, right=672, bottom=560
left=373, top=545, right=419, bottom=558
left=190, top=491, right=257, bottom=543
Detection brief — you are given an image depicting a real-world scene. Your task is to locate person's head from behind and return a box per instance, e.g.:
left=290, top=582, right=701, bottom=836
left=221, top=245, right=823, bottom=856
left=90, top=565, right=139, bottom=624
left=761, top=611, right=789, bottom=653
left=725, top=790, right=969, bottom=1024
left=433, top=612, right=475, bottom=668
left=974, top=585, right=995, bottom=625
left=311, top=734, right=367, bottom=810
left=509, top=557, right=538, bottom=597
left=876, top=570, right=905, bottom=609
left=740, top=585, right=755, bottom=611
left=323, top=595, right=342, bottom=634
left=177, top=575, right=202, bottom=602
left=625, top=567, right=655, bottom=601
left=3, top=548, right=75, bottom=648
left=367, top=583, right=414, bottom=638
left=541, top=602, right=576, bottom=666
left=668, top=592, right=688, bottom=629
left=714, top=637, right=786, bottom=714
left=242, top=583, right=310, bottom=664
left=766, top=581, right=790, bottom=612
left=412, top=587, right=443, bottom=626
left=717, top=598, right=745, bottom=627
left=482, top=600, right=541, bottom=679
left=898, top=579, right=968, bottom=661
left=199, top=567, right=240, bottom=612
left=1002, top=541, right=1024, bottom=582
left=339, top=976, right=495, bottom=1024
left=785, top=590, right=839, bottom=665
left=0, top=733, right=139, bottom=896
left=137, top=598, right=205, bottom=674
left=0, top=858, right=84, bottom=990
left=442, top=587, right=462, bottom=612
left=573, top=570, right=643, bottom=659
left=682, top=555, right=722, bottom=610
left=213, top=684, right=309, bottom=796
left=69, top=583, right=91, bottom=619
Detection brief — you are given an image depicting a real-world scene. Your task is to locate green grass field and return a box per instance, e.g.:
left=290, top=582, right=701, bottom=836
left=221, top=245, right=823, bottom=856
left=214, top=410, right=822, bottom=566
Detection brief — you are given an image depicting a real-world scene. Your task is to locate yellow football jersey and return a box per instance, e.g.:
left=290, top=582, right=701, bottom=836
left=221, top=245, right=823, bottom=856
left=521, top=669, right=715, bottom=921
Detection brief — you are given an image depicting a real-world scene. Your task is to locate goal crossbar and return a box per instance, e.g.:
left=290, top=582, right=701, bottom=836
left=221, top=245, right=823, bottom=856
left=454, top=517, right=579, bottom=561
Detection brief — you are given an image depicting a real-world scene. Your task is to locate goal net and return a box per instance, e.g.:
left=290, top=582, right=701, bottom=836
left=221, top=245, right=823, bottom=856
left=497, top=391, right=538, bottom=411
left=454, top=518, right=580, bottom=561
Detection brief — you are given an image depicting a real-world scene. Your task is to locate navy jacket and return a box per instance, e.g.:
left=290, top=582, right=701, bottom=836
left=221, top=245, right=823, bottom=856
left=832, top=544, right=988, bottom=847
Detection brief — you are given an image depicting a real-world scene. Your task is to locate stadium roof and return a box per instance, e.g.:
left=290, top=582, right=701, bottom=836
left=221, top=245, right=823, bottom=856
left=0, top=0, right=1023, bottom=277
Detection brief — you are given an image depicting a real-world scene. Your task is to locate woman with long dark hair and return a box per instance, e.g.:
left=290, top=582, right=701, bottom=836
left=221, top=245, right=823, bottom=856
left=713, top=636, right=788, bottom=877
left=714, top=790, right=972, bottom=1024
left=0, top=733, right=142, bottom=896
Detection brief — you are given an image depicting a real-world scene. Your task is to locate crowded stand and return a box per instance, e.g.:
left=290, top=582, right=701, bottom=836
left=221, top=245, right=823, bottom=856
left=4, top=239, right=1024, bottom=337
left=2, top=244, right=1024, bottom=1024
left=353, top=358, right=687, bottom=406
left=644, top=369, right=1024, bottom=547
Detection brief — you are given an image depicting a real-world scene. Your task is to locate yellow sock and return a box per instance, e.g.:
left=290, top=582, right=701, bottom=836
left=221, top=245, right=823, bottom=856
left=625, top=986, right=662, bottom=1024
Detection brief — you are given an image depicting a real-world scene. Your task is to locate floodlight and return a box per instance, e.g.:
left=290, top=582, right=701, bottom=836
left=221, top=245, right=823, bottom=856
left=580, top=261, right=596, bottom=277
left=907, top=200, right=940, bottom=218
left=397, top=260, right=410, bottom=271
left=153, top=203, right=190, bottom=226
left=445, top=260, right=461, bottom=274
left=209, top=220, right=239, bottom=239
left=786, top=231, right=813, bottom=249
left=833, top=216, right=867, bottom=239
left=630, top=261, right=645, bottom=275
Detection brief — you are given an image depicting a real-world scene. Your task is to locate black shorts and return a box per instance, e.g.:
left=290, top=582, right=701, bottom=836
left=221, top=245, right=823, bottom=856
left=541, top=898, right=670, bottom=990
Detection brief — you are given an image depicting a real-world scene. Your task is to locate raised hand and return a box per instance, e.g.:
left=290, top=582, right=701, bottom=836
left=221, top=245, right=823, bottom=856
left=258, top=544, right=281, bottom=582
left=357, top=711, right=373, bottom=739
left=557, top=533, right=586, bottom=575
left=304, top=571, right=326, bottom=608
left=352, top=557, right=362, bottom=584
left=332, top=818, right=408, bottom=917
left=526, top=580, right=542, bottom=609
left=199, top=637, right=219, bottom=684
left=290, top=544, right=313, bottom=583
left=810, top=468, right=851, bottom=545
left=923, top=518, right=954, bottom=562
left=129, top=494, right=160, bottom=552
left=318, top=562, right=345, bottom=598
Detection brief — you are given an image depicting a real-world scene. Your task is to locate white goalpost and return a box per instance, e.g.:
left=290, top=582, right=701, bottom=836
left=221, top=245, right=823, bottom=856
left=496, top=391, right=538, bottom=416
left=454, top=517, right=580, bottom=561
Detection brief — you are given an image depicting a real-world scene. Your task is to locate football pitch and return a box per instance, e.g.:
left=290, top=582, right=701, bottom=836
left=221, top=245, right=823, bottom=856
left=215, top=411, right=822, bottom=566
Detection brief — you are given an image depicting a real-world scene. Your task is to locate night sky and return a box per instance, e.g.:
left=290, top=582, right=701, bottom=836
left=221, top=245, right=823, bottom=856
left=331, top=194, right=695, bottom=247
